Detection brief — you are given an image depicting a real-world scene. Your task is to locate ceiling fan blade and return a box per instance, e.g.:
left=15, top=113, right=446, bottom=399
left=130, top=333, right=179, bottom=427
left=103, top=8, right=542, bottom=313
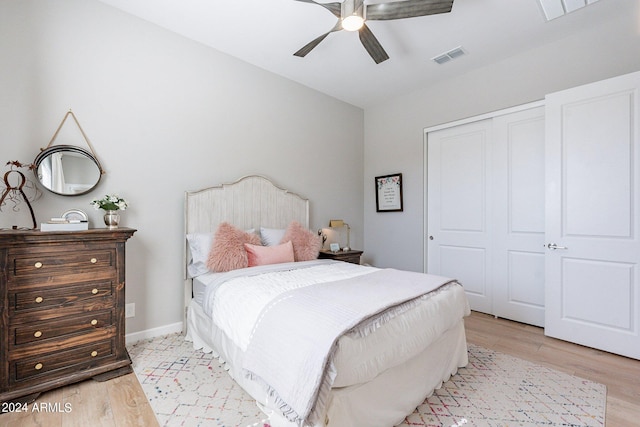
left=358, top=24, right=389, bottom=64
left=294, top=33, right=331, bottom=57
left=366, top=0, right=454, bottom=21
left=293, top=0, right=342, bottom=18
left=294, top=22, right=342, bottom=58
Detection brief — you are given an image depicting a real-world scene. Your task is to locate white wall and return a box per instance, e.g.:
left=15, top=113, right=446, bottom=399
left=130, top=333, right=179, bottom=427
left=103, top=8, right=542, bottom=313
left=363, top=6, right=640, bottom=272
left=0, top=0, right=364, bottom=335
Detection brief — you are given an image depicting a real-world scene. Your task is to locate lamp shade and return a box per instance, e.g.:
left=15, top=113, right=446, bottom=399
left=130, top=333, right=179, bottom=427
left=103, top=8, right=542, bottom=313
left=342, top=15, right=364, bottom=31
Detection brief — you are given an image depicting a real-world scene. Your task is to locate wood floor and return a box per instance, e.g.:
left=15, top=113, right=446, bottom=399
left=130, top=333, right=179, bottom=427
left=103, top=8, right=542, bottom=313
left=0, top=369, right=158, bottom=427
left=3, top=311, right=639, bottom=426
left=465, top=312, right=640, bottom=426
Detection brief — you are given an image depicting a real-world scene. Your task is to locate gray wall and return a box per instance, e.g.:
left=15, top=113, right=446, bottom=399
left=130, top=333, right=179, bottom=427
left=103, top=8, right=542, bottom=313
left=363, top=5, right=640, bottom=272
left=3, top=0, right=639, bottom=337
left=0, top=0, right=364, bottom=335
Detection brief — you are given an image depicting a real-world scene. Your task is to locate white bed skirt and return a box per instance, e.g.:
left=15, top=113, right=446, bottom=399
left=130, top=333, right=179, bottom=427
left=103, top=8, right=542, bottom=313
left=186, top=300, right=468, bottom=427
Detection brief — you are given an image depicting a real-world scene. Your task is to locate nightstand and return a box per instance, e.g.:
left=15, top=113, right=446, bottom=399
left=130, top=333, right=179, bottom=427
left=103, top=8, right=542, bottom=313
left=318, top=249, right=363, bottom=265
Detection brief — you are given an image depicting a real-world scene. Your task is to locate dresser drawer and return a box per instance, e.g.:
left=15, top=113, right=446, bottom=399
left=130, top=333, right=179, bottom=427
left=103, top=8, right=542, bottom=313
left=11, top=311, right=114, bottom=346
left=8, top=249, right=115, bottom=279
left=10, top=280, right=114, bottom=313
left=13, top=339, right=115, bottom=383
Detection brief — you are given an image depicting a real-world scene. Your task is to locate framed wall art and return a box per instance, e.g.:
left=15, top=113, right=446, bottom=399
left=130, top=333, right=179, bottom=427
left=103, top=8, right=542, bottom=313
left=375, top=173, right=403, bottom=212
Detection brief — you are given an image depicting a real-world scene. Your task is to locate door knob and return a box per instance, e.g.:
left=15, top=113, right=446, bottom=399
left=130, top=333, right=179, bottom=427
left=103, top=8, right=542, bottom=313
left=547, top=243, right=568, bottom=250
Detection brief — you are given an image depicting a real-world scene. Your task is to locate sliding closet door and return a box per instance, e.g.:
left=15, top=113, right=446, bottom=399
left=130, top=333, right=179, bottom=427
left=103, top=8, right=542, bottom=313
left=492, top=107, right=546, bottom=327
left=427, top=120, right=493, bottom=314
left=545, top=71, right=640, bottom=359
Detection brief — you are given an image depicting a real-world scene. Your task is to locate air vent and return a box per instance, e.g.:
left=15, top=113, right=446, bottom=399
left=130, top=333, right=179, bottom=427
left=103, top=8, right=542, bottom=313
left=432, top=46, right=466, bottom=65
left=538, top=0, right=600, bottom=21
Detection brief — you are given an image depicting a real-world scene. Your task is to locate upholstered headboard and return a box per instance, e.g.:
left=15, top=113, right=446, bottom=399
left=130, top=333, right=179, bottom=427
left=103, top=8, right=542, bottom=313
left=183, top=175, right=310, bottom=327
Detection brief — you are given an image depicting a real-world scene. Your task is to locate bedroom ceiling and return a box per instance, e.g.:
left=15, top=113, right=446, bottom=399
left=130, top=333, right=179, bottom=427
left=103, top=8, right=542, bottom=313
left=97, top=0, right=629, bottom=108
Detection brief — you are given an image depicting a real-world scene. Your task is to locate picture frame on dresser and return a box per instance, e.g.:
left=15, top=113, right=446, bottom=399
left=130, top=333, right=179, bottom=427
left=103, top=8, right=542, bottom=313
left=0, top=227, right=136, bottom=405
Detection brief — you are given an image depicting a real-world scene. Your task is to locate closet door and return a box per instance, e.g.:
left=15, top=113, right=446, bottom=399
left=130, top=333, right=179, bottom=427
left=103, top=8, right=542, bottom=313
left=493, top=107, right=546, bottom=327
left=545, top=71, right=640, bottom=359
left=427, top=120, right=493, bottom=314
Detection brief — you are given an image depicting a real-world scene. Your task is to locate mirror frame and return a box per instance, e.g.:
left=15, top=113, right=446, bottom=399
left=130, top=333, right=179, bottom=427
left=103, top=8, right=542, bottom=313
left=33, top=145, right=103, bottom=196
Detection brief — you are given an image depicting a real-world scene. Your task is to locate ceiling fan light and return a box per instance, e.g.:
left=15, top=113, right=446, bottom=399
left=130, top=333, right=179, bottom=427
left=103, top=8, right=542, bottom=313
left=342, top=15, right=364, bottom=31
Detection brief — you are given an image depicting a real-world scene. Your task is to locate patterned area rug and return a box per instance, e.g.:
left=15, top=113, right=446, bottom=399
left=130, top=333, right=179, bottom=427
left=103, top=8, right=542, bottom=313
left=128, top=333, right=606, bottom=427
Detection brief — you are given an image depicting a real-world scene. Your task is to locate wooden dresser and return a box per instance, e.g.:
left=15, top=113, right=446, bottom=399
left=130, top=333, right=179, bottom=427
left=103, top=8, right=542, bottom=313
left=0, top=228, right=135, bottom=404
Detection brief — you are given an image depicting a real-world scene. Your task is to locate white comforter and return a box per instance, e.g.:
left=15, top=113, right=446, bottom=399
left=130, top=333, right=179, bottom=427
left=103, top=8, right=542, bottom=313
left=243, top=267, right=458, bottom=425
left=203, top=260, right=378, bottom=351
left=199, top=260, right=470, bottom=423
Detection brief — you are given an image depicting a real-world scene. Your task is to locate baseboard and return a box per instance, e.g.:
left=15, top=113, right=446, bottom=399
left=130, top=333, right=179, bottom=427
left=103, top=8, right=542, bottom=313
left=125, top=322, right=183, bottom=345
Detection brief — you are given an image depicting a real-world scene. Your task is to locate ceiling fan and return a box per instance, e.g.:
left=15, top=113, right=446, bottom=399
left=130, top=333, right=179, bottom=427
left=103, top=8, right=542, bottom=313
left=293, top=0, right=454, bottom=64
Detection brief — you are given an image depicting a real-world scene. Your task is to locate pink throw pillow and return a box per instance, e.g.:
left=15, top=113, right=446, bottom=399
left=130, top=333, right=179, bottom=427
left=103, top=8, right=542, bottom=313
left=245, top=241, right=295, bottom=267
left=207, top=222, right=261, bottom=272
left=281, top=221, right=321, bottom=261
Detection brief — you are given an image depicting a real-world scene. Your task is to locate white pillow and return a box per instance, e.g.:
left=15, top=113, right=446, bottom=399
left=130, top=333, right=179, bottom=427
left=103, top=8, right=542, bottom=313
left=186, top=232, right=214, bottom=278
left=260, top=227, right=286, bottom=246
left=186, top=228, right=256, bottom=278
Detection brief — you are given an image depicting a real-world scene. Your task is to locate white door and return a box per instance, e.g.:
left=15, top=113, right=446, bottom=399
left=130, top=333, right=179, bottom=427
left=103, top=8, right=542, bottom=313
left=492, top=107, right=546, bottom=326
left=427, top=120, right=493, bottom=314
left=545, top=71, right=640, bottom=359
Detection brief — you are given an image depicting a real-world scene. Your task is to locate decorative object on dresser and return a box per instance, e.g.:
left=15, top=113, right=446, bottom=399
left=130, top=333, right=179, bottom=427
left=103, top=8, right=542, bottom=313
left=0, top=227, right=136, bottom=405
left=0, top=161, right=41, bottom=230
left=318, top=248, right=363, bottom=264
left=90, top=194, right=128, bottom=229
left=34, top=109, right=104, bottom=197
left=40, top=209, right=90, bottom=232
left=102, top=211, right=120, bottom=229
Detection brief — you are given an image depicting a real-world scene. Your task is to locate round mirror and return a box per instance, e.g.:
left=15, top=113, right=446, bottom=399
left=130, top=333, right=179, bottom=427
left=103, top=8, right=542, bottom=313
left=34, top=145, right=103, bottom=196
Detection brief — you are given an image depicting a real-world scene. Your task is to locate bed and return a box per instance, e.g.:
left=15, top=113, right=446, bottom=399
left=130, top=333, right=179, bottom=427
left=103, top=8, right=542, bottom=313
left=183, top=175, right=470, bottom=427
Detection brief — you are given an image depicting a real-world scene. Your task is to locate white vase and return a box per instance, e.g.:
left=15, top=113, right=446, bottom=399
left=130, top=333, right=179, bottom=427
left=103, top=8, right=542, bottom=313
left=103, top=210, right=120, bottom=229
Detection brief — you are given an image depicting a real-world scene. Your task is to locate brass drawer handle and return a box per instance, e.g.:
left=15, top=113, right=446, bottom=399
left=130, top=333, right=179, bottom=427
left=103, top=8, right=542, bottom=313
left=34, top=262, right=43, bottom=269
left=91, top=319, right=98, bottom=326
left=34, top=331, right=42, bottom=338
left=91, top=288, right=99, bottom=295
left=35, top=296, right=43, bottom=303
left=34, top=363, right=43, bottom=370
left=91, top=351, right=98, bottom=357
left=90, top=258, right=97, bottom=264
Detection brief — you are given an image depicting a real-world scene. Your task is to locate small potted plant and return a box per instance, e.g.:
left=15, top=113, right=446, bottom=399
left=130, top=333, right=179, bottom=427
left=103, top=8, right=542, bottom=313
left=90, top=194, right=128, bottom=229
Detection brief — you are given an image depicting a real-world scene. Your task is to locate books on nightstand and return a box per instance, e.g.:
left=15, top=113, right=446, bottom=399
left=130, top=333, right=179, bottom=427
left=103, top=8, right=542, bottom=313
left=40, top=218, right=89, bottom=231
